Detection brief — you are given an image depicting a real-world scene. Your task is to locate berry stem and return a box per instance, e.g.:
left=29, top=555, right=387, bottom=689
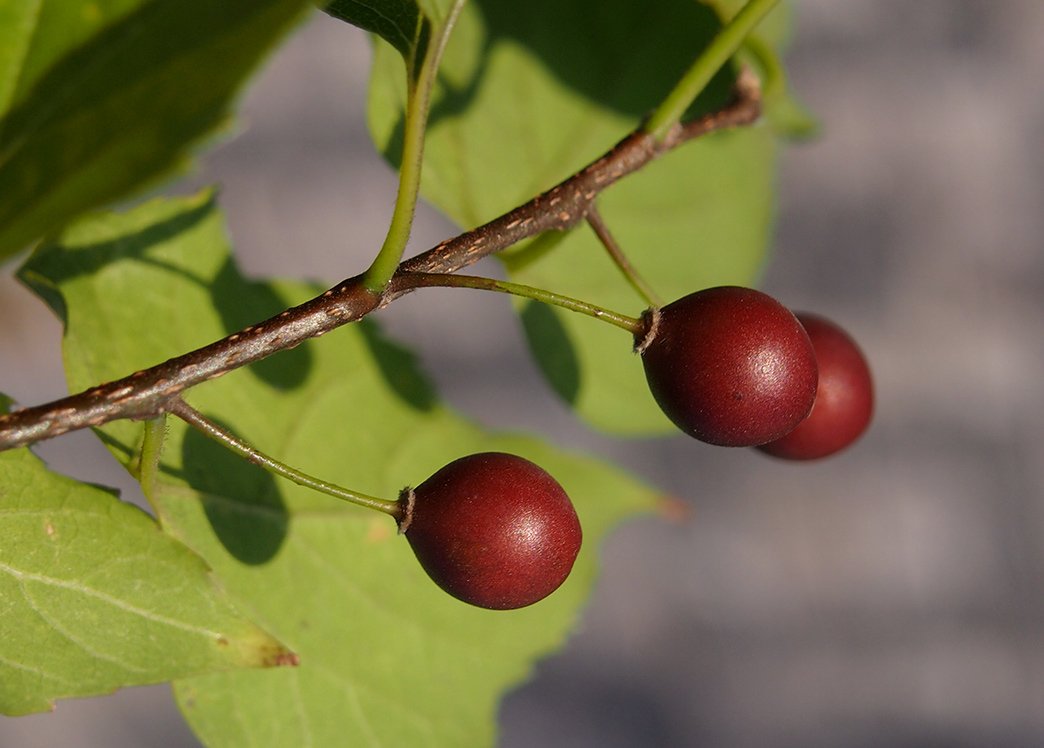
left=168, top=398, right=402, bottom=519
left=644, top=0, right=779, bottom=142
left=361, top=0, right=467, bottom=293
left=586, top=204, right=663, bottom=308
left=393, top=271, right=645, bottom=335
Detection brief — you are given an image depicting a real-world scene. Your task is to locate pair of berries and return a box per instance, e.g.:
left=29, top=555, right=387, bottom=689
left=638, top=285, right=874, bottom=457
left=403, top=286, right=873, bottom=611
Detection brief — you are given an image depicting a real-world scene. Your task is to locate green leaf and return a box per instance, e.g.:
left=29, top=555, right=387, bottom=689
left=20, top=192, right=657, bottom=743
left=0, top=398, right=296, bottom=716
left=0, top=1, right=37, bottom=116
left=321, top=0, right=458, bottom=48
left=170, top=432, right=649, bottom=747
left=0, top=0, right=316, bottom=262
left=367, top=0, right=787, bottom=433
left=322, top=0, right=420, bottom=59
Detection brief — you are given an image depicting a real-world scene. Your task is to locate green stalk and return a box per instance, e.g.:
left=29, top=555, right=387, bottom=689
left=169, top=399, right=402, bottom=519
left=362, top=1, right=467, bottom=293
left=644, top=0, right=780, bottom=141
left=397, top=271, right=645, bottom=335
left=138, top=415, right=167, bottom=506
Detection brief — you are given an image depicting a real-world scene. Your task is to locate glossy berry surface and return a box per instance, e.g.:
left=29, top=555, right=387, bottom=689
left=637, top=286, right=818, bottom=447
left=758, top=313, right=874, bottom=460
left=398, top=452, right=582, bottom=610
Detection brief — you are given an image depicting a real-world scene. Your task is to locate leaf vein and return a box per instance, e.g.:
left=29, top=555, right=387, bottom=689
left=18, top=584, right=150, bottom=674
left=0, top=560, right=224, bottom=640
left=0, top=651, right=76, bottom=688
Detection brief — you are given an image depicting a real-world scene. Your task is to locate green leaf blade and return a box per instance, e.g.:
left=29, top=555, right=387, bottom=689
left=323, top=0, right=420, bottom=59
left=0, top=0, right=39, bottom=118
left=20, top=192, right=657, bottom=743
left=0, top=0, right=316, bottom=261
left=171, top=432, right=650, bottom=748
left=0, top=429, right=296, bottom=716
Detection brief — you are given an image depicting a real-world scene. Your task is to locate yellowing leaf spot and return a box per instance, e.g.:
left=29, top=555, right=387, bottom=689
left=365, top=518, right=393, bottom=544
left=82, top=3, right=102, bottom=24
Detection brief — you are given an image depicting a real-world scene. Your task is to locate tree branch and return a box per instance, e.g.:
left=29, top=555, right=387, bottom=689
left=0, top=71, right=761, bottom=453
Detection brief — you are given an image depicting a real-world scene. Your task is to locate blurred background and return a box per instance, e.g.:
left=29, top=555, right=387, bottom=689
left=2, top=1, right=1043, bottom=745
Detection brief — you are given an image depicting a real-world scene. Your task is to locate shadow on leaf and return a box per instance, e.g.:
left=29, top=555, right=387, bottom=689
left=381, top=0, right=732, bottom=207
left=520, top=301, right=580, bottom=405
left=471, top=0, right=730, bottom=119
left=17, top=196, right=215, bottom=327
left=358, top=318, right=437, bottom=412
left=181, top=417, right=288, bottom=565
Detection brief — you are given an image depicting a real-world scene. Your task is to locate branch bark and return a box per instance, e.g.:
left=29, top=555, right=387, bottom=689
left=0, top=72, right=761, bottom=453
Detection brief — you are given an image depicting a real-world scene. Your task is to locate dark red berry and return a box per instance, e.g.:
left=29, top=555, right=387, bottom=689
left=397, top=452, right=582, bottom=610
left=758, top=313, right=873, bottom=460
left=636, top=286, right=818, bottom=447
